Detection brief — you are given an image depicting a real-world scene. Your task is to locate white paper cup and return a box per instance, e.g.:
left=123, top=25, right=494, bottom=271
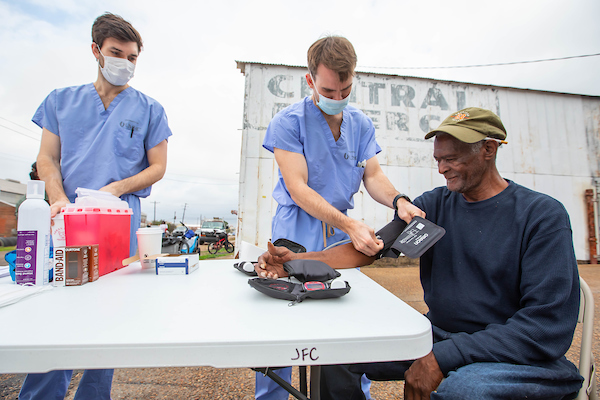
left=136, top=228, right=163, bottom=268
left=239, top=241, right=266, bottom=262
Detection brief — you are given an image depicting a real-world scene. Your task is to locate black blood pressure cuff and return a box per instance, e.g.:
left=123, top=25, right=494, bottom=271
left=375, top=216, right=446, bottom=259
left=282, top=259, right=341, bottom=281
left=248, top=259, right=348, bottom=304
left=375, top=219, right=408, bottom=259
left=248, top=278, right=350, bottom=304
left=272, top=238, right=307, bottom=253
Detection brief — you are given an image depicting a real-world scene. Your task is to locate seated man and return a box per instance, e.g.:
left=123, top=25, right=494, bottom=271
left=257, top=107, right=583, bottom=400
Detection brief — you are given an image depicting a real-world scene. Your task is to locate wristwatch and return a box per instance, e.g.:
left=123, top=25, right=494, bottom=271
left=393, top=193, right=412, bottom=210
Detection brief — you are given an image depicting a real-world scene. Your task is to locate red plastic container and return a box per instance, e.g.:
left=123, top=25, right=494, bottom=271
left=62, top=205, right=132, bottom=276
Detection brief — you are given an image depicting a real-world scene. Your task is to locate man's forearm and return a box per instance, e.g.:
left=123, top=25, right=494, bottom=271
left=294, top=243, right=375, bottom=269
left=101, top=163, right=165, bottom=197
left=36, top=154, right=69, bottom=204
left=290, top=183, right=355, bottom=232
left=363, top=168, right=398, bottom=209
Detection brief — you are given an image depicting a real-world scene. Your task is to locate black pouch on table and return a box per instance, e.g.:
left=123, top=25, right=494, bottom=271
left=234, top=261, right=258, bottom=276
left=248, top=278, right=350, bottom=304
left=248, top=259, right=349, bottom=304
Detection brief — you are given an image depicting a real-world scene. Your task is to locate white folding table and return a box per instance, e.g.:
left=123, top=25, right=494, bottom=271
left=0, top=259, right=431, bottom=398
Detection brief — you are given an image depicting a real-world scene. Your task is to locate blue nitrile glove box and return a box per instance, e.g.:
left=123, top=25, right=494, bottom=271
left=155, top=254, right=199, bottom=275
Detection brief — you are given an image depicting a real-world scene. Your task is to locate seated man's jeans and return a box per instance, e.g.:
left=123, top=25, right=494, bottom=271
left=19, top=369, right=114, bottom=400
left=347, top=324, right=583, bottom=400
left=351, top=358, right=583, bottom=400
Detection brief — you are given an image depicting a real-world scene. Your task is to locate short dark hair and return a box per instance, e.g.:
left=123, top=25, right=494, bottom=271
left=92, top=13, right=143, bottom=53
left=307, top=36, right=357, bottom=83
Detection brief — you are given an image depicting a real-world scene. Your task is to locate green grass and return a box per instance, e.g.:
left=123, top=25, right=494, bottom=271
left=0, top=246, right=16, bottom=252
left=199, top=248, right=234, bottom=260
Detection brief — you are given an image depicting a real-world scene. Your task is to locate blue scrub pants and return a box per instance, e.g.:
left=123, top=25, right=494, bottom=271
left=19, top=369, right=114, bottom=400
left=255, top=367, right=372, bottom=400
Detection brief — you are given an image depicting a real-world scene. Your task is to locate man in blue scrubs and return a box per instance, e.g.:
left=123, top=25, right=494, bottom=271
left=258, top=35, right=424, bottom=400
left=20, top=13, right=172, bottom=400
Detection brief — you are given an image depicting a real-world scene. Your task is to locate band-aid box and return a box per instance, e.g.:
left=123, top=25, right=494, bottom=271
left=53, top=245, right=93, bottom=286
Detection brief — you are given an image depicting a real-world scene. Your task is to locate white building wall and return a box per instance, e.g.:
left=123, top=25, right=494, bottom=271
left=237, top=62, right=600, bottom=261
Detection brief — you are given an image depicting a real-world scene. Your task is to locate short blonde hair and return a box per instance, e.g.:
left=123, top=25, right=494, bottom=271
left=307, top=36, right=357, bottom=82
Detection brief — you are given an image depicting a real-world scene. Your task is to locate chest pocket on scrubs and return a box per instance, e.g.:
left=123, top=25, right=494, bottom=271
left=114, top=124, right=145, bottom=161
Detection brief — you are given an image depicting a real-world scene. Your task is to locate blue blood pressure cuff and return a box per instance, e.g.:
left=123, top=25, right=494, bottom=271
left=248, top=259, right=349, bottom=305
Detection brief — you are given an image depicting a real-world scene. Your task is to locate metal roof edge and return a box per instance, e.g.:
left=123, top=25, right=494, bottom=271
left=234, top=60, right=600, bottom=99
left=0, top=199, right=16, bottom=208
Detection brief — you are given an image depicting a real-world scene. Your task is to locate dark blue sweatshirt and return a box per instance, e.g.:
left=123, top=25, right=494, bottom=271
left=412, top=180, right=580, bottom=374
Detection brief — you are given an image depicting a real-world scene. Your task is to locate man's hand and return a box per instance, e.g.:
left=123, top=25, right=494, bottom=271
left=404, top=351, right=444, bottom=400
left=256, top=242, right=296, bottom=279
left=395, top=198, right=426, bottom=224
left=99, top=182, right=123, bottom=198
left=346, top=219, right=383, bottom=256
left=49, top=198, right=70, bottom=219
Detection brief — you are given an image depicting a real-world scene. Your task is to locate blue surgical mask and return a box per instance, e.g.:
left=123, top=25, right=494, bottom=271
left=311, top=75, right=351, bottom=115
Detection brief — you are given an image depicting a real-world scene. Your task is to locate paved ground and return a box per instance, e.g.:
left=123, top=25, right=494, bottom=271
left=1, top=256, right=599, bottom=399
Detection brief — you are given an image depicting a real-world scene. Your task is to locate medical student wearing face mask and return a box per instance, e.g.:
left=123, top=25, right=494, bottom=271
left=20, top=13, right=171, bottom=400
left=259, top=36, right=425, bottom=400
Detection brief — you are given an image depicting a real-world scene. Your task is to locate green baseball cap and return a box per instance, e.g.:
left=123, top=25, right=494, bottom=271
left=424, top=107, right=507, bottom=143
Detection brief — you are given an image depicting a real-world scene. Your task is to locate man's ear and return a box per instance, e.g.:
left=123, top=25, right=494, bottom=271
left=91, top=43, right=100, bottom=61
left=305, top=73, right=314, bottom=89
left=482, top=140, right=499, bottom=160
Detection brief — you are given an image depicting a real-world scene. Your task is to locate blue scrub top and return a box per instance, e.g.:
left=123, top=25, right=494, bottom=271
left=33, top=83, right=173, bottom=254
left=263, top=97, right=381, bottom=252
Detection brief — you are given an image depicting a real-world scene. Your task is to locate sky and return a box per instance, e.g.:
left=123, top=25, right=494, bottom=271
left=1, top=0, right=599, bottom=228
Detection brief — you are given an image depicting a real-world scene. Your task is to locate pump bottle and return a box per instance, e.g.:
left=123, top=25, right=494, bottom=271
left=16, top=180, right=50, bottom=285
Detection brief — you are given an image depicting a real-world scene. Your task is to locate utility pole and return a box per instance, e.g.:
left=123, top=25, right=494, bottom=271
left=173, top=211, right=176, bottom=224
left=182, top=203, right=188, bottom=223
left=151, top=201, right=160, bottom=222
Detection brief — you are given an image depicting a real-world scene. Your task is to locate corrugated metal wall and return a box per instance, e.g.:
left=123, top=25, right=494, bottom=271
left=237, top=62, right=600, bottom=261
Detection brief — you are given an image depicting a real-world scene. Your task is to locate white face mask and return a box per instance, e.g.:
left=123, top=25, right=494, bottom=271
left=97, top=45, right=135, bottom=86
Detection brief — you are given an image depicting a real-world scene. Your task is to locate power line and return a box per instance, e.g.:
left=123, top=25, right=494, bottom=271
left=0, top=123, right=40, bottom=141
left=0, top=117, right=39, bottom=134
left=358, top=52, right=600, bottom=70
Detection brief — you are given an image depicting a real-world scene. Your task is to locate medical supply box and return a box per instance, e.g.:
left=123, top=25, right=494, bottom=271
left=156, top=254, right=199, bottom=275
left=61, top=188, right=132, bottom=277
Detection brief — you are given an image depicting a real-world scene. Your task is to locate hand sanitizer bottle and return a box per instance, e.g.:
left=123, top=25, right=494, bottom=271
left=16, top=181, right=50, bottom=285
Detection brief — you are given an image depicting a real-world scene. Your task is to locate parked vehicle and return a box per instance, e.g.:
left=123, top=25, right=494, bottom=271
left=199, top=220, right=229, bottom=244
left=172, top=226, right=187, bottom=237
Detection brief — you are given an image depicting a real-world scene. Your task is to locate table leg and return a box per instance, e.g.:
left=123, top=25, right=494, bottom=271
left=299, top=366, right=308, bottom=395
left=310, top=365, right=321, bottom=400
